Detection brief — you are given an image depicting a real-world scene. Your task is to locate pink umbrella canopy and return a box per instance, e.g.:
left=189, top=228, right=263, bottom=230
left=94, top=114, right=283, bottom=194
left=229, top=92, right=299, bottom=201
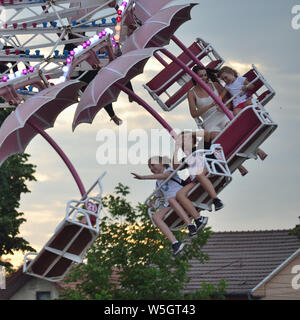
left=122, top=3, right=197, bottom=54
left=133, top=0, right=175, bottom=24
left=0, top=80, right=84, bottom=166
left=72, top=47, right=159, bottom=131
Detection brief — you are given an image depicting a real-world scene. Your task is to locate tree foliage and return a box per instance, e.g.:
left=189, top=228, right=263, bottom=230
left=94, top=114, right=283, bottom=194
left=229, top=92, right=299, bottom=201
left=0, top=108, right=36, bottom=270
left=289, top=216, right=300, bottom=240
left=59, top=183, right=226, bottom=300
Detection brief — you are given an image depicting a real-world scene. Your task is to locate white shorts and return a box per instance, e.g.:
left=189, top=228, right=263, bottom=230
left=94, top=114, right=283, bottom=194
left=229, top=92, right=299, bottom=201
left=203, top=111, right=229, bottom=132
left=187, top=153, right=205, bottom=181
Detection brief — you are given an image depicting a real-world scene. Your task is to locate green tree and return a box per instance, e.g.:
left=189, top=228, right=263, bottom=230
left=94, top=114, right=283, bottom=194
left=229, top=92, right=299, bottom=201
left=59, top=183, right=226, bottom=300
left=289, top=216, right=300, bottom=240
left=0, top=107, right=36, bottom=271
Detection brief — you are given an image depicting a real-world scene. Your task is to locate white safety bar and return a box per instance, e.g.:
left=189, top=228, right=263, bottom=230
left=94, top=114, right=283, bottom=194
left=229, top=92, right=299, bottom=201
left=251, top=64, right=275, bottom=106
left=65, top=171, right=106, bottom=233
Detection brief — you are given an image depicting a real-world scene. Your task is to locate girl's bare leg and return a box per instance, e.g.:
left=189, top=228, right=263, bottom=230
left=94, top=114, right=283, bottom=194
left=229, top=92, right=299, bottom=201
left=168, top=198, right=191, bottom=225
left=195, top=169, right=217, bottom=199
left=152, top=207, right=177, bottom=244
left=176, top=182, right=201, bottom=219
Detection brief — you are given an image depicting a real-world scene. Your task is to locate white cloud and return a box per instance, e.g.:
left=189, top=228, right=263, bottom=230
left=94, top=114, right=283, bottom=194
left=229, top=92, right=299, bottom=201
left=144, top=57, right=166, bottom=73
left=35, top=173, right=51, bottom=182
left=226, top=60, right=254, bottom=75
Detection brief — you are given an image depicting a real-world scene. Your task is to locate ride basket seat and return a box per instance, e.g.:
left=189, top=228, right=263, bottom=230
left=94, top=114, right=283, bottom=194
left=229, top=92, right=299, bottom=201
left=23, top=174, right=105, bottom=282
left=143, top=39, right=224, bottom=111
left=145, top=145, right=232, bottom=230
left=146, top=103, right=278, bottom=230
left=213, top=105, right=277, bottom=172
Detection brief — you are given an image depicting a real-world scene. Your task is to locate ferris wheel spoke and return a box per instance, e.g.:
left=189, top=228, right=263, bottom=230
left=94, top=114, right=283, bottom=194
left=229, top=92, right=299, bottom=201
left=2, top=1, right=117, bottom=26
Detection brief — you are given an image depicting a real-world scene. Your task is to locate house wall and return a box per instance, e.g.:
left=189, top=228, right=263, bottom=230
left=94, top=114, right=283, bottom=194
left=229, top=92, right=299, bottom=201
left=10, top=277, right=59, bottom=300
left=253, top=255, right=300, bottom=300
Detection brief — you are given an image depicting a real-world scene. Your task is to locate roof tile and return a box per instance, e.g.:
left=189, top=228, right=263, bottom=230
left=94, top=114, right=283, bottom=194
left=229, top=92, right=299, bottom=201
left=185, top=229, right=300, bottom=294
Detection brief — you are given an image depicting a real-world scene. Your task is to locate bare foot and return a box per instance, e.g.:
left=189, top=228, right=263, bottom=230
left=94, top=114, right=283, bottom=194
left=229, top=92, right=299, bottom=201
left=110, top=115, right=123, bottom=126
left=257, top=149, right=268, bottom=161
left=238, top=165, right=248, bottom=176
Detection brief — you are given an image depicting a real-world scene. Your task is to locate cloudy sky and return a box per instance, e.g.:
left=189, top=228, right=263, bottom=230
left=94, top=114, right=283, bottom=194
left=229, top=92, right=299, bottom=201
left=3, top=0, right=300, bottom=266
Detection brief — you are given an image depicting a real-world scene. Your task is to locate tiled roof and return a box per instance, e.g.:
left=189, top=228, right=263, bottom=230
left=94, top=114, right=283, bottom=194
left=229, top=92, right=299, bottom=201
left=185, top=229, right=300, bottom=295
left=2, top=230, right=299, bottom=299
left=0, top=268, right=32, bottom=300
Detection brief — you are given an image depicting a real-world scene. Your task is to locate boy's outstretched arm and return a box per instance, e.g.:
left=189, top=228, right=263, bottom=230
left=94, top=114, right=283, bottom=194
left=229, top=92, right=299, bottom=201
left=131, top=172, right=172, bottom=180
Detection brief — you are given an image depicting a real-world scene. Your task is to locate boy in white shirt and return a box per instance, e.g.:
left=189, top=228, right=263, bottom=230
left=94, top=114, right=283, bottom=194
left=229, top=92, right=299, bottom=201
left=132, top=156, right=205, bottom=257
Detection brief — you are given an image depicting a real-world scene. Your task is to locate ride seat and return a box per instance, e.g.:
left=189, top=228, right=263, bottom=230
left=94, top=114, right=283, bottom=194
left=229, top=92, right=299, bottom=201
left=147, top=107, right=278, bottom=230
left=23, top=174, right=106, bottom=281
left=144, top=40, right=224, bottom=111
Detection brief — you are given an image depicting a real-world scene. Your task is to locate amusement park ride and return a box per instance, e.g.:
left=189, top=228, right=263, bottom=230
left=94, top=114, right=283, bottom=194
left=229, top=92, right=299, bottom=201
left=0, top=0, right=277, bottom=281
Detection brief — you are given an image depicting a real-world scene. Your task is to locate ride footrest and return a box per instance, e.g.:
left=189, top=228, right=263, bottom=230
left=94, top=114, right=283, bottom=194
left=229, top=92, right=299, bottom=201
left=23, top=219, right=98, bottom=282
left=23, top=173, right=106, bottom=281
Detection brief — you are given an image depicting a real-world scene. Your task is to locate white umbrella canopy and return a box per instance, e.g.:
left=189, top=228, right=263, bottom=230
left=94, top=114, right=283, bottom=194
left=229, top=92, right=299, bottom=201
left=72, top=47, right=159, bottom=130
left=0, top=80, right=84, bottom=166
left=122, top=3, right=197, bottom=54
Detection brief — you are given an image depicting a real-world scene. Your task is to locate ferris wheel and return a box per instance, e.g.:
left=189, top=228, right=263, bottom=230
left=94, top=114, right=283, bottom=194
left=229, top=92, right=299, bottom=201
left=0, top=0, right=278, bottom=281
left=0, top=0, right=134, bottom=103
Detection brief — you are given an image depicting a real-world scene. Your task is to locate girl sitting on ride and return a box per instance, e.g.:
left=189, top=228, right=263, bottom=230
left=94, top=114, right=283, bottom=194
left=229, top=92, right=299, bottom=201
left=173, top=131, right=224, bottom=223
left=189, top=65, right=248, bottom=176
left=218, top=66, right=267, bottom=160
left=187, top=65, right=229, bottom=143
left=131, top=156, right=204, bottom=257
